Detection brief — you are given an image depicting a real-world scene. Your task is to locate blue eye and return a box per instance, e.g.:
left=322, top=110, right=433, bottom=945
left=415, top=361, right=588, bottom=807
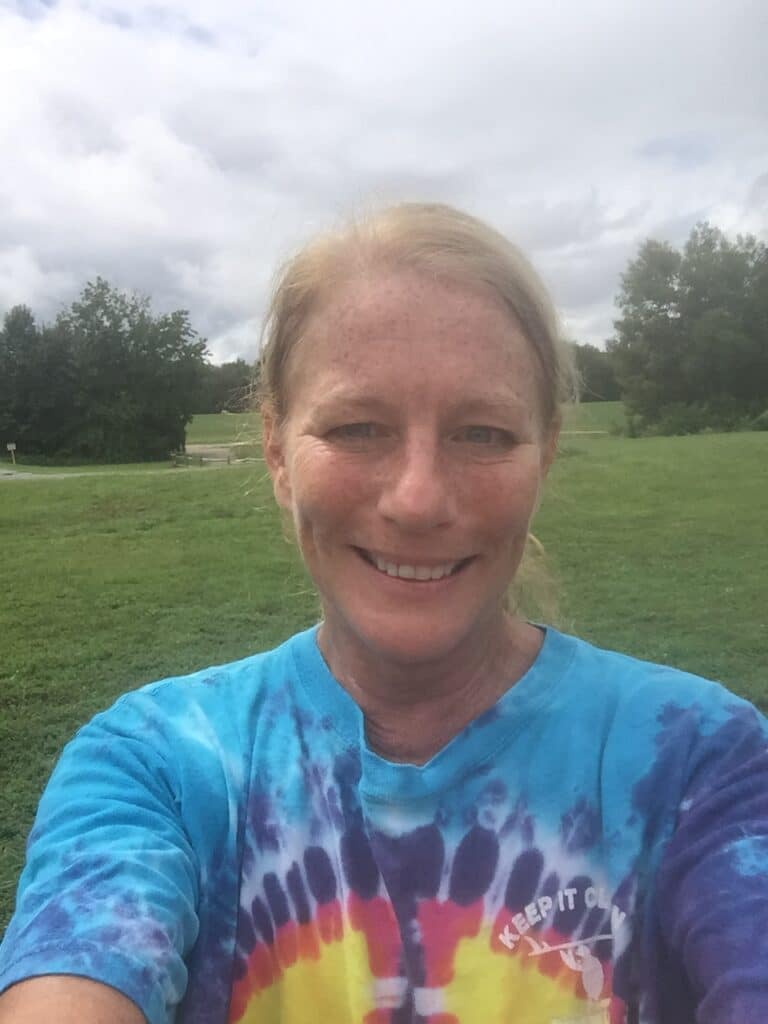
left=329, top=422, right=378, bottom=440
left=457, top=426, right=514, bottom=446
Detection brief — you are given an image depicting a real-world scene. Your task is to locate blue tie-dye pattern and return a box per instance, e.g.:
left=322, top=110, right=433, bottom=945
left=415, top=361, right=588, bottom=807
left=0, top=626, right=766, bottom=1023
left=732, top=836, right=768, bottom=877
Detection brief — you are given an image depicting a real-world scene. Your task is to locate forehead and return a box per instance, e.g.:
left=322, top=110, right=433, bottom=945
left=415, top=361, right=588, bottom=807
left=286, top=269, right=542, bottom=411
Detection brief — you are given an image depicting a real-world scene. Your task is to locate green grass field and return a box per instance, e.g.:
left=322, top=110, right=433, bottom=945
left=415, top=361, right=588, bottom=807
left=187, top=411, right=260, bottom=445
left=561, top=400, right=626, bottom=433
left=1, top=426, right=766, bottom=930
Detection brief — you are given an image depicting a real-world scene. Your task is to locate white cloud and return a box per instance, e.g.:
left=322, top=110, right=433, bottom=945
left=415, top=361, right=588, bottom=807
left=0, top=0, right=765, bottom=360
left=0, top=245, right=77, bottom=312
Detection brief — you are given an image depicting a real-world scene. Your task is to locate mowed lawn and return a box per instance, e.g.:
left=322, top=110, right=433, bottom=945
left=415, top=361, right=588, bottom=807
left=561, top=400, right=626, bottom=433
left=1, top=428, right=766, bottom=930
left=187, top=411, right=260, bottom=445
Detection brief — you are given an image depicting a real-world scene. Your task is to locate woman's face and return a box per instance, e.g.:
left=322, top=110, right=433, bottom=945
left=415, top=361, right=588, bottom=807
left=263, top=269, right=559, bottom=669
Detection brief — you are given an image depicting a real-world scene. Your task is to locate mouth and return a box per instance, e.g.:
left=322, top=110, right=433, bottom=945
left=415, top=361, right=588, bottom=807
left=354, top=547, right=474, bottom=581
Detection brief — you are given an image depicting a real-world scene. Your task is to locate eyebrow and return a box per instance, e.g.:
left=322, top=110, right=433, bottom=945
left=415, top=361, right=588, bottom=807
left=311, top=391, right=531, bottom=420
left=307, top=393, right=394, bottom=416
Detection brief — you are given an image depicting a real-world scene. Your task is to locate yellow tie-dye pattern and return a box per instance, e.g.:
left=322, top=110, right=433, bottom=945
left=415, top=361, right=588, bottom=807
left=235, top=928, right=378, bottom=1024
left=443, top=924, right=601, bottom=1024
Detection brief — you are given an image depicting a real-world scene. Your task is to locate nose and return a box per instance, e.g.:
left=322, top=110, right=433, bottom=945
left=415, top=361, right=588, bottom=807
left=377, top=435, right=457, bottom=531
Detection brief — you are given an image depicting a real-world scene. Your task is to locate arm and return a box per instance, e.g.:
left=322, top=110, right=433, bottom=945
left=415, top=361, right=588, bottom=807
left=656, top=702, right=768, bottom=1021
left=0, top=976, right=145, bottom=1024
left=0, top=690, right=200, bottom=1024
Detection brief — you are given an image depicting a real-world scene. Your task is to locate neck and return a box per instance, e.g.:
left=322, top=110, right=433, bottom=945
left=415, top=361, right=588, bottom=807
left=318, top=614, right=543, bottom=765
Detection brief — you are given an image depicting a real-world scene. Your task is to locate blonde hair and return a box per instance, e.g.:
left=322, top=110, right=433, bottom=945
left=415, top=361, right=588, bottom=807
left=259, top=202, right=578, bottom=425
left=258, top=202, right=577, bottom=624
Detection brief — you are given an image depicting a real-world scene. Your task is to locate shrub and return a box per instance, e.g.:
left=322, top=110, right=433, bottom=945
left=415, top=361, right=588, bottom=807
left=632, top=399, right=766, bottom=436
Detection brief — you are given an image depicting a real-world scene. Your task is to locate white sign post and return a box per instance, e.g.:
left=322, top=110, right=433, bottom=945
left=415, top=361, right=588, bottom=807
left=6, top=442, right=16, bottom=466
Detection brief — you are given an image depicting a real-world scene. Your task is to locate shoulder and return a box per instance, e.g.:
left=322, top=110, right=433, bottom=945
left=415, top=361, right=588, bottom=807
left=553, top=627, right=763, bottom=726
left=26, top=625, right=323, bottom=849
left=550, top=627, right=767, bottom=801
left=1, top=627, right=324, bottom=1004
left=82, top=624, right=321, bottom=757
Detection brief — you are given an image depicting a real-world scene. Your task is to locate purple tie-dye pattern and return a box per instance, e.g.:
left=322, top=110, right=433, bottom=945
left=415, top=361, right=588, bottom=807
left=1, top=627, right=766, bottom=1023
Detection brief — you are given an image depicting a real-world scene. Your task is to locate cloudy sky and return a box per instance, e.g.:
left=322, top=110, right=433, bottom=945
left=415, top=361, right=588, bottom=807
left=1, top=0, right=766, bottom=362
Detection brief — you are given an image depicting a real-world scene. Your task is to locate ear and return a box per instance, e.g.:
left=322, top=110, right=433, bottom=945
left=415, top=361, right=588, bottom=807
left=261, top=405, right=292, bottom=510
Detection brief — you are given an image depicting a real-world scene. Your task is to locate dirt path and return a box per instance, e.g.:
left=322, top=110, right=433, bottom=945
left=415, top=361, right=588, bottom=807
left=0, top=446, right=237, bottom=482
left=184, top=443, right=234, bottom=459
left=0, top=465, right=235, bottom=482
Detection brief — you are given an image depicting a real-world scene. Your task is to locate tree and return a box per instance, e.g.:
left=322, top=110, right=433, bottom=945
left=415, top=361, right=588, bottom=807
left=609, top=225, right=768, bottom=432
left=1, top=307, right=78, bottom=453
left=58, top=278, right=209, bottom=459
left=571, top=343, right=620, bottom=401
left=195, top=359, right=256, bottom=413
left=1, top=280, right=209, bottom=461
left=0, top=305, right=40, bottom=445
left=610, top=240, right=686, bottom=419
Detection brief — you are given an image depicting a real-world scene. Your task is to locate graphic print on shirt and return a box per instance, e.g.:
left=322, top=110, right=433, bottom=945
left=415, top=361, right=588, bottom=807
left=495, top=883, right=629, bottom=1024
left=228, top=747, right=633, bottom=1024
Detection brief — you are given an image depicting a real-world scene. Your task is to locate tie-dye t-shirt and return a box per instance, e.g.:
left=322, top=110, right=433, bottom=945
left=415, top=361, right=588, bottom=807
left=1, top=626, right=767, bottom=1024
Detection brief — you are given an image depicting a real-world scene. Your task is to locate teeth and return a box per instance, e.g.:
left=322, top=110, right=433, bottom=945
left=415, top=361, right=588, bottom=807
left=372, top=554, right=459, bottom=580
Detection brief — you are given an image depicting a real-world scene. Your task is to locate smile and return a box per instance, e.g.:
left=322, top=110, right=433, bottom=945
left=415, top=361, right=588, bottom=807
left=356, top=548, right=471, bottom=581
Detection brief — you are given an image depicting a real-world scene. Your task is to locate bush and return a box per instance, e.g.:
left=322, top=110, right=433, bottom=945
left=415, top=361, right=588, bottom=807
left=625, top=399, right=766, bottom=437
left=649, top=403, right=708, bottom=436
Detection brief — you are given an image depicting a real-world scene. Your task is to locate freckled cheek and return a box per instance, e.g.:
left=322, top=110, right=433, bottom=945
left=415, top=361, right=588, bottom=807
left=456, top=467, right=542, bottom=535
left=288, top=458, right=374, bottom=539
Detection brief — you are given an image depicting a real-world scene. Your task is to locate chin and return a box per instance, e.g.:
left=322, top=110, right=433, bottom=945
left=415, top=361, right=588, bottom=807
left=328, top=608, right=498, bottom=670
left=369, top=633, right=459, bottom=667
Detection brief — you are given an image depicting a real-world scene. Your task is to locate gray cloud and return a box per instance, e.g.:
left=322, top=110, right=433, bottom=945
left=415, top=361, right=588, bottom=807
left=10, top=0, right=56, bottom=21
left=637, top=136, right=715, bottom=169
left=747, top=173, right=768, bottom=214
left=0, top=0, right=766, bottom=361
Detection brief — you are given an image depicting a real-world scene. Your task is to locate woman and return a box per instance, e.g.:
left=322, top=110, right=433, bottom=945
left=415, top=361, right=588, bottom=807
left=1, top=203, right=766, bottom=1024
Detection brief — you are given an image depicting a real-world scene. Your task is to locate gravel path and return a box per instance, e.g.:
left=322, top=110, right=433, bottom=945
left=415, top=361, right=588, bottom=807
left=0, top=445, right=237, bottom=482
left=0, top=465, right=233, bottom=481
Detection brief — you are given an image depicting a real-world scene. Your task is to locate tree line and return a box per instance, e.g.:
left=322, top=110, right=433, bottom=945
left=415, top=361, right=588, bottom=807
left=578, top=223, right=767, bottom=433
left=1, top=221, right=766, bottom=462
left=0, top=279, right=255, bottom=462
